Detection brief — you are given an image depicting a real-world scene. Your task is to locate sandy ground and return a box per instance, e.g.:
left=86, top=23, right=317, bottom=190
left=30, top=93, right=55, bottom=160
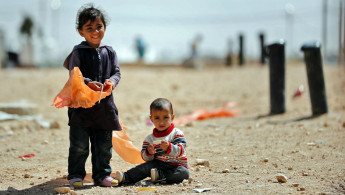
left=0, top=62, right=344, bottom=195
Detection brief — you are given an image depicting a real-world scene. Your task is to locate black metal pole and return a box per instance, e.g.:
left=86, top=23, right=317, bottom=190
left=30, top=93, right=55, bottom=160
left=239, top=34, right=244, bottom=66
left=259, top=32, right=265, bottom=65
left=266, top=40, right=286, bottom=114
left=301, top=42, right=328, bottom=116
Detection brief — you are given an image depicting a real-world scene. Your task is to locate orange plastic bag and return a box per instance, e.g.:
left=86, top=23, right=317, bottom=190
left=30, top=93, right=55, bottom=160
left=113, top=121, right=145, bottom=164
left=52, top=67, right=112, bottom=108
left=174, top=102, right=240, bottom=125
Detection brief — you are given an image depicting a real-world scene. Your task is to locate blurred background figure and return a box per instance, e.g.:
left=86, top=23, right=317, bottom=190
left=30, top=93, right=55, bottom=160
left=135, top=35, right=146, bottom=63
left=183, top=34, right=204, bottom=68
left=0, top=29, right=6, bottom=68
left=19, top=15, right=35, bottom=67
left=191, top=34, right=202, bottom=58
left=225, top=38, right=233, bottom=66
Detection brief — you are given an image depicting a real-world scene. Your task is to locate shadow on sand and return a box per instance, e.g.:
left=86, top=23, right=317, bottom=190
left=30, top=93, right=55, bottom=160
left=0, top=174, right=95, bottom=195
left=256, top=112, right=325, bottom=125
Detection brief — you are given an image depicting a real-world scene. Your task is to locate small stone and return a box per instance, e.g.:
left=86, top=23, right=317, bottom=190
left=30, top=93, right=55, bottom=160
left=292, top=183, right=299, bottom=187
left=297, top=187, right=306, bottom=191
left=54, top=187, right=71, bottom=194
left=196, top=159, right=210, bottom=167
left=276, top=174, right=288, bottom=183
left=288, top=167, right=293, bottom=170
left=263, top=158, right=269, bottom=162
left=318, top=192, right=332, bottom=195
left=303, top=172, right=309, bottom=176
left=188, top=178, right=193, bottom=183
left=69, top=191, right=77, bottom=195
left=30, top=182, right=34, bottom=185
left=24, top=174, right=30, bottom=178
left=195, top=183, right=202, bottom=188
left=222, top=169, right=229, bottom=173
left=50, top=121, right=60, bottom=129
left=272, top=163, right=278, bottom=168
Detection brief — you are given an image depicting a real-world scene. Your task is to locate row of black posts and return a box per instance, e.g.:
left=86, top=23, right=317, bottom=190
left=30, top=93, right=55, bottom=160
left=266, top=40, right=328, bottom=116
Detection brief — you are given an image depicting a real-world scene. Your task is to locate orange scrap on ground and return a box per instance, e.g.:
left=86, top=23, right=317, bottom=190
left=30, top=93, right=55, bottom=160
left=52, top=67, right=144, bottom=164
left=174, top=102, right=240, bottom=125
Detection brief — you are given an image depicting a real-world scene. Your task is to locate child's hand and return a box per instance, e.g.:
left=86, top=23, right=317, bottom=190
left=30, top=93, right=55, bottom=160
left=160, top=140, right=169, bottom=152
left=147, top=144, right=156, bottom=155
left=105, top=79, right=114, bottom=90
left=87, top=81, right=103, bottom=91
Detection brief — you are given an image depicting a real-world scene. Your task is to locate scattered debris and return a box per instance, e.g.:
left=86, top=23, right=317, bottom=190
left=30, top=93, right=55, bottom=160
left=303, top=172, right=309, bottom=176
left=0, top=100, right=38, bottom=115
left=222, top=169, right=230, bottom=173
left=196, top=159, right=210, bottom=167
left=19, top=154, right=35, bottom=158
left=292, top=85, right=304, bottom=99
left=297, top=186, right=306, bottom=191
left=276, top=174, right=288, bottom=183
left=54, top=187, right=72, bottom=194
left=192, top=188, right=212, bottom=193
left=137, top=187, right=157, bottom=191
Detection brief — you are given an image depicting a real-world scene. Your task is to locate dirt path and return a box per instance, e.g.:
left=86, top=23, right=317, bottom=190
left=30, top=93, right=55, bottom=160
left=0, top=63, right=344, bottom=194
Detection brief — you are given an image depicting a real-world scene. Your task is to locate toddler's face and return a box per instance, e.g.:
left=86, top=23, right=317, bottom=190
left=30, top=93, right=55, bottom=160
left=150, top=108, right=175, bottom=131
left=78, top=18, right=106, bottom=48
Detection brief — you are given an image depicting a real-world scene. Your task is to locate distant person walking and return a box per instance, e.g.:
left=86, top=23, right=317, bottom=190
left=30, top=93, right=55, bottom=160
left=184, top=34, right=203, bottom=68
left=135, top=36, right=146, bottom=62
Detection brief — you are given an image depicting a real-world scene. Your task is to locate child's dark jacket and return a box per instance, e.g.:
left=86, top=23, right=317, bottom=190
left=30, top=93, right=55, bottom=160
left=63, top=41, right=122, bottom=131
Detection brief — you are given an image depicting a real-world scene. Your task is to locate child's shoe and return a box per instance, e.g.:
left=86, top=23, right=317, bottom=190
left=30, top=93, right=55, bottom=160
left=99, top=176, right=118, bottom=187
left=69, top=178, right=83, bottom=187
left=151, top=168, right=166, bottom=183
left=114, top=171, right=125, bottom=184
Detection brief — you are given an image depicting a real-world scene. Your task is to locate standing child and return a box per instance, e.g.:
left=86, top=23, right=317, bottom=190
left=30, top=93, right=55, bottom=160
left=63, top=4, right=121, bottom=187
left=115, top=98, right=189, bottom=184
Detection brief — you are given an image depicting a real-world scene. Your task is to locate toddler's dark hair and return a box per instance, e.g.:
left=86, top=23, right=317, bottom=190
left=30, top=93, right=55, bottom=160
left=76, top=3, right=109, bottom=30
left=150, top=98, right=174, bottom=115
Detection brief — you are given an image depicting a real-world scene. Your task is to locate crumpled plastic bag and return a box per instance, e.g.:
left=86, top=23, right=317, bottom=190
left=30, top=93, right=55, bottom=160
left=52, top=67, right=112, bottom=108
left=113, top=121, right=145, bottom=164
left=174, top=102, right=240, bottom=125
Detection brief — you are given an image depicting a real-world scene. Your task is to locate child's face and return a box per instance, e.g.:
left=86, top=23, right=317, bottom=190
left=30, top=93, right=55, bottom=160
left=150, top=108, right=175, bottom=131
left=78, top=18, right=106, bottom=48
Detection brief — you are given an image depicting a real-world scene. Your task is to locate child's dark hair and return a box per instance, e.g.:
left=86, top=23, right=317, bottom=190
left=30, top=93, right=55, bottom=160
left=150, top=98, right=173, bottom=115
left=76, top=3, right=109, bottom=30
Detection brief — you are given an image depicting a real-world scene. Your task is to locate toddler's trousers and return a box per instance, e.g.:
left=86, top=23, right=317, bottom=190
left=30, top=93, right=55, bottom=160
left=124, top=159, right=189, bottom=184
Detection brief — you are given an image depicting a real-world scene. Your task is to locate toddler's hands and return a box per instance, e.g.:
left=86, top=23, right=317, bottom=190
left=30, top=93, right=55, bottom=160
left=160, top=140, right=169, bottom=152
left=147, top=144, right=155, bottom=155
left=87, top=81, right=103, bottom=91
